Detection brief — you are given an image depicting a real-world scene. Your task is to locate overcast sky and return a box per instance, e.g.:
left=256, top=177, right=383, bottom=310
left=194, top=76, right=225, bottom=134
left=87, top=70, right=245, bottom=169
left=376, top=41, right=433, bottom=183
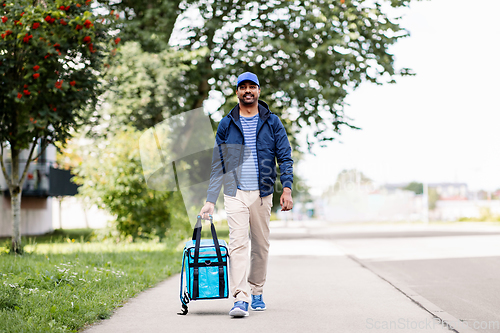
left=299, top=0, right=500, bottom=195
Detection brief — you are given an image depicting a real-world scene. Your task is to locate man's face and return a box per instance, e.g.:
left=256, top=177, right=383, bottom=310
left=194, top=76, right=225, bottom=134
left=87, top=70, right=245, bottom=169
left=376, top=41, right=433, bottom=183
left=236, top=81, right=260, bottom=105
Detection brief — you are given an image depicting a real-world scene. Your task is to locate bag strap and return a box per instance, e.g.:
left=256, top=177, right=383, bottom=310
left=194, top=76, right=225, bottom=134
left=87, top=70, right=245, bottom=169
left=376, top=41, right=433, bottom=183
left=192, top=215, right=225, bottom=298
left=177, top=249, right=189, bottom=315
left=208, top=218, right=226, bottom=298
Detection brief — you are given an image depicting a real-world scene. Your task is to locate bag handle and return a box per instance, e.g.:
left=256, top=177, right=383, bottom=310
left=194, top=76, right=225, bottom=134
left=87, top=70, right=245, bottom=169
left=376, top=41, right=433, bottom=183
left=193, top=215, right=224, bottom=264
left=192, top=215, right=225, bottom=298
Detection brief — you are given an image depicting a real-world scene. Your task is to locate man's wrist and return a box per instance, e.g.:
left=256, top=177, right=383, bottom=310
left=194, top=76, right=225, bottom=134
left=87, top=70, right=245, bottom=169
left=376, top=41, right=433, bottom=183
left=283, top=187, right=292, bottom=193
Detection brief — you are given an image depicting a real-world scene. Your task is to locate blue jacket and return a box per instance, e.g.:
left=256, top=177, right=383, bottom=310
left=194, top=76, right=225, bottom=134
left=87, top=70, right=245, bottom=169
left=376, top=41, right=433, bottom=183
left=206, top=100, right=293, bottom=204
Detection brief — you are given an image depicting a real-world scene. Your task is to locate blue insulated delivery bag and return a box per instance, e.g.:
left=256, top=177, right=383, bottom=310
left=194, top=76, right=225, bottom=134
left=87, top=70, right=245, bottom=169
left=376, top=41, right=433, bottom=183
left=178, top=215, right=229, bottom=315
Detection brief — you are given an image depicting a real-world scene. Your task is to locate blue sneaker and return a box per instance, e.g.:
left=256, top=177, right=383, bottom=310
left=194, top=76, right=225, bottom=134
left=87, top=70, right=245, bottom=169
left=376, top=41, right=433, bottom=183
left=251, top=294, right=266, bottom=311
left=229, top=301, right=249, bottom=317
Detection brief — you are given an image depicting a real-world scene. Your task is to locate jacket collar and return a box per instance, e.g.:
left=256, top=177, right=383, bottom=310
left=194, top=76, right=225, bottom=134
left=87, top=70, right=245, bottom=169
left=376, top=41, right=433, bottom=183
left=229, top=100, right=271, bottom=122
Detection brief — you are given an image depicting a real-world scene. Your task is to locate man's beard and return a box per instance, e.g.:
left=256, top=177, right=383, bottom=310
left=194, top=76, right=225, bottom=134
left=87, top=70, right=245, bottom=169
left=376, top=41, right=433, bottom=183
left=240, top=94, right=256, bottom=105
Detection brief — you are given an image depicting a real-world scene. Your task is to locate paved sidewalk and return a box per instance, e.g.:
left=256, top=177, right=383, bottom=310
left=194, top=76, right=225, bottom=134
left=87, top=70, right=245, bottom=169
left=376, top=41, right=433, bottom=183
left=85, top=239, right=451, bottom=333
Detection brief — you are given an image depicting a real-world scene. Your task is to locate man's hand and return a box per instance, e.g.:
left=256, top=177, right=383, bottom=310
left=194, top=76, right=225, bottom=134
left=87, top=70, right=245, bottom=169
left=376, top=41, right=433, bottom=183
left=280, top=187, right=293, bottom=211
left=199, top=201, right=215, bottom=219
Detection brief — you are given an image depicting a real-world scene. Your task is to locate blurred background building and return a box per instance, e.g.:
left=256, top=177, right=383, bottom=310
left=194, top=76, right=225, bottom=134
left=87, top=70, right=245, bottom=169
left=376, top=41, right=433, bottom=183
left=0, top=142, right=85, bottom=237
left=273, top=169, right=500, bottom=223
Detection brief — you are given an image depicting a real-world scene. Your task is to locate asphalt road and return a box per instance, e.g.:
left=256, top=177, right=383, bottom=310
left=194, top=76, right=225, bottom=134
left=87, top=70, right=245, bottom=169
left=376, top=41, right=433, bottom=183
left=271, top=221, right=500, bottom=333
left=332, top=234, right=500, bottom=333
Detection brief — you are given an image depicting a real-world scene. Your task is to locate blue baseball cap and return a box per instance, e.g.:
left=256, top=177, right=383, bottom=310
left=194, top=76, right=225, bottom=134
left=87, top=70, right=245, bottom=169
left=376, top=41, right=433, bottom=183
left=237, top=72, right=260, bottom=88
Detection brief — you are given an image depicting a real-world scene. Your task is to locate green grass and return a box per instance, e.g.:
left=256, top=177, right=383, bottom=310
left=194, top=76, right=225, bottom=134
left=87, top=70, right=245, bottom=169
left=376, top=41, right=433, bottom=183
left=0, top=222, right=231, bottom=333
left=0, top=232, right=183, bottom=333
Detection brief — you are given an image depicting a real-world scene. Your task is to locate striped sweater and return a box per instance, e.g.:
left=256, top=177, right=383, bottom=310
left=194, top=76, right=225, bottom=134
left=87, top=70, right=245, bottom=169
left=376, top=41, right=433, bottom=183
left=237, top=113, right=259, bottom=190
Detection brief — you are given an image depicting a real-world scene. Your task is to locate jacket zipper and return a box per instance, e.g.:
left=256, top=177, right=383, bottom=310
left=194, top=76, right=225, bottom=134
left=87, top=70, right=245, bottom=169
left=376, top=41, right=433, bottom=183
left=255, top=117, right=268, bottom=202
left=230, top=115, right=245, bottom=191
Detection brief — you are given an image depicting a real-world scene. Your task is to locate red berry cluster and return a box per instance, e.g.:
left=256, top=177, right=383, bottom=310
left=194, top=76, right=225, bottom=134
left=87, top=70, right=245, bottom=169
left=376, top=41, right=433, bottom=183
left=23, top=33, right=33, bottom=43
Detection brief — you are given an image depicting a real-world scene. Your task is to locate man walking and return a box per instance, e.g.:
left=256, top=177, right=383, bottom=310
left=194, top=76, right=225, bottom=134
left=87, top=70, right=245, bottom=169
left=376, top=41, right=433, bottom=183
left=199, top=72, right=294, bottom=317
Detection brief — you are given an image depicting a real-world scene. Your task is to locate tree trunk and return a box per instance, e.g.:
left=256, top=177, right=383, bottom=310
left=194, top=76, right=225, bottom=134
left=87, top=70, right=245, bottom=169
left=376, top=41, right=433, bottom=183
left=10, top=148, right=22, bottom=254
left=6, top=139, right=37, bottom=254
left=10, top=190, right=22, bottom=253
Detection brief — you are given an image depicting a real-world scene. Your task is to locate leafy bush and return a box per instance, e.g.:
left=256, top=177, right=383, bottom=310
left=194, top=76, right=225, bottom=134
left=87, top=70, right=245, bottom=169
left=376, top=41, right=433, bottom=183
left=73, top=127, right=191, bottom=240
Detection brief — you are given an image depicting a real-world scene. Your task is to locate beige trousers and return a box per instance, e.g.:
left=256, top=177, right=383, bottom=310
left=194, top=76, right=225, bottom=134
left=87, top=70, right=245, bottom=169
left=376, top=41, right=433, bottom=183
left=224, top=189, right=273, bottom=303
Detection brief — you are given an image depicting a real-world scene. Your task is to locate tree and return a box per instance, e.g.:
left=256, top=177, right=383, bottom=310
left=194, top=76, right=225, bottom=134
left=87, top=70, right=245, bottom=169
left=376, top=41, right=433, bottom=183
left=98, top=40, right=205, bottom=132
left=109, top=0, right=419, bottom=150
left=188, top=0, right=421, bottom=150
left=403, top=181, right=423, bottom=195
left=0, top=0, right=117, bottom=253
left=109, top=0, right=189, bottom=54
